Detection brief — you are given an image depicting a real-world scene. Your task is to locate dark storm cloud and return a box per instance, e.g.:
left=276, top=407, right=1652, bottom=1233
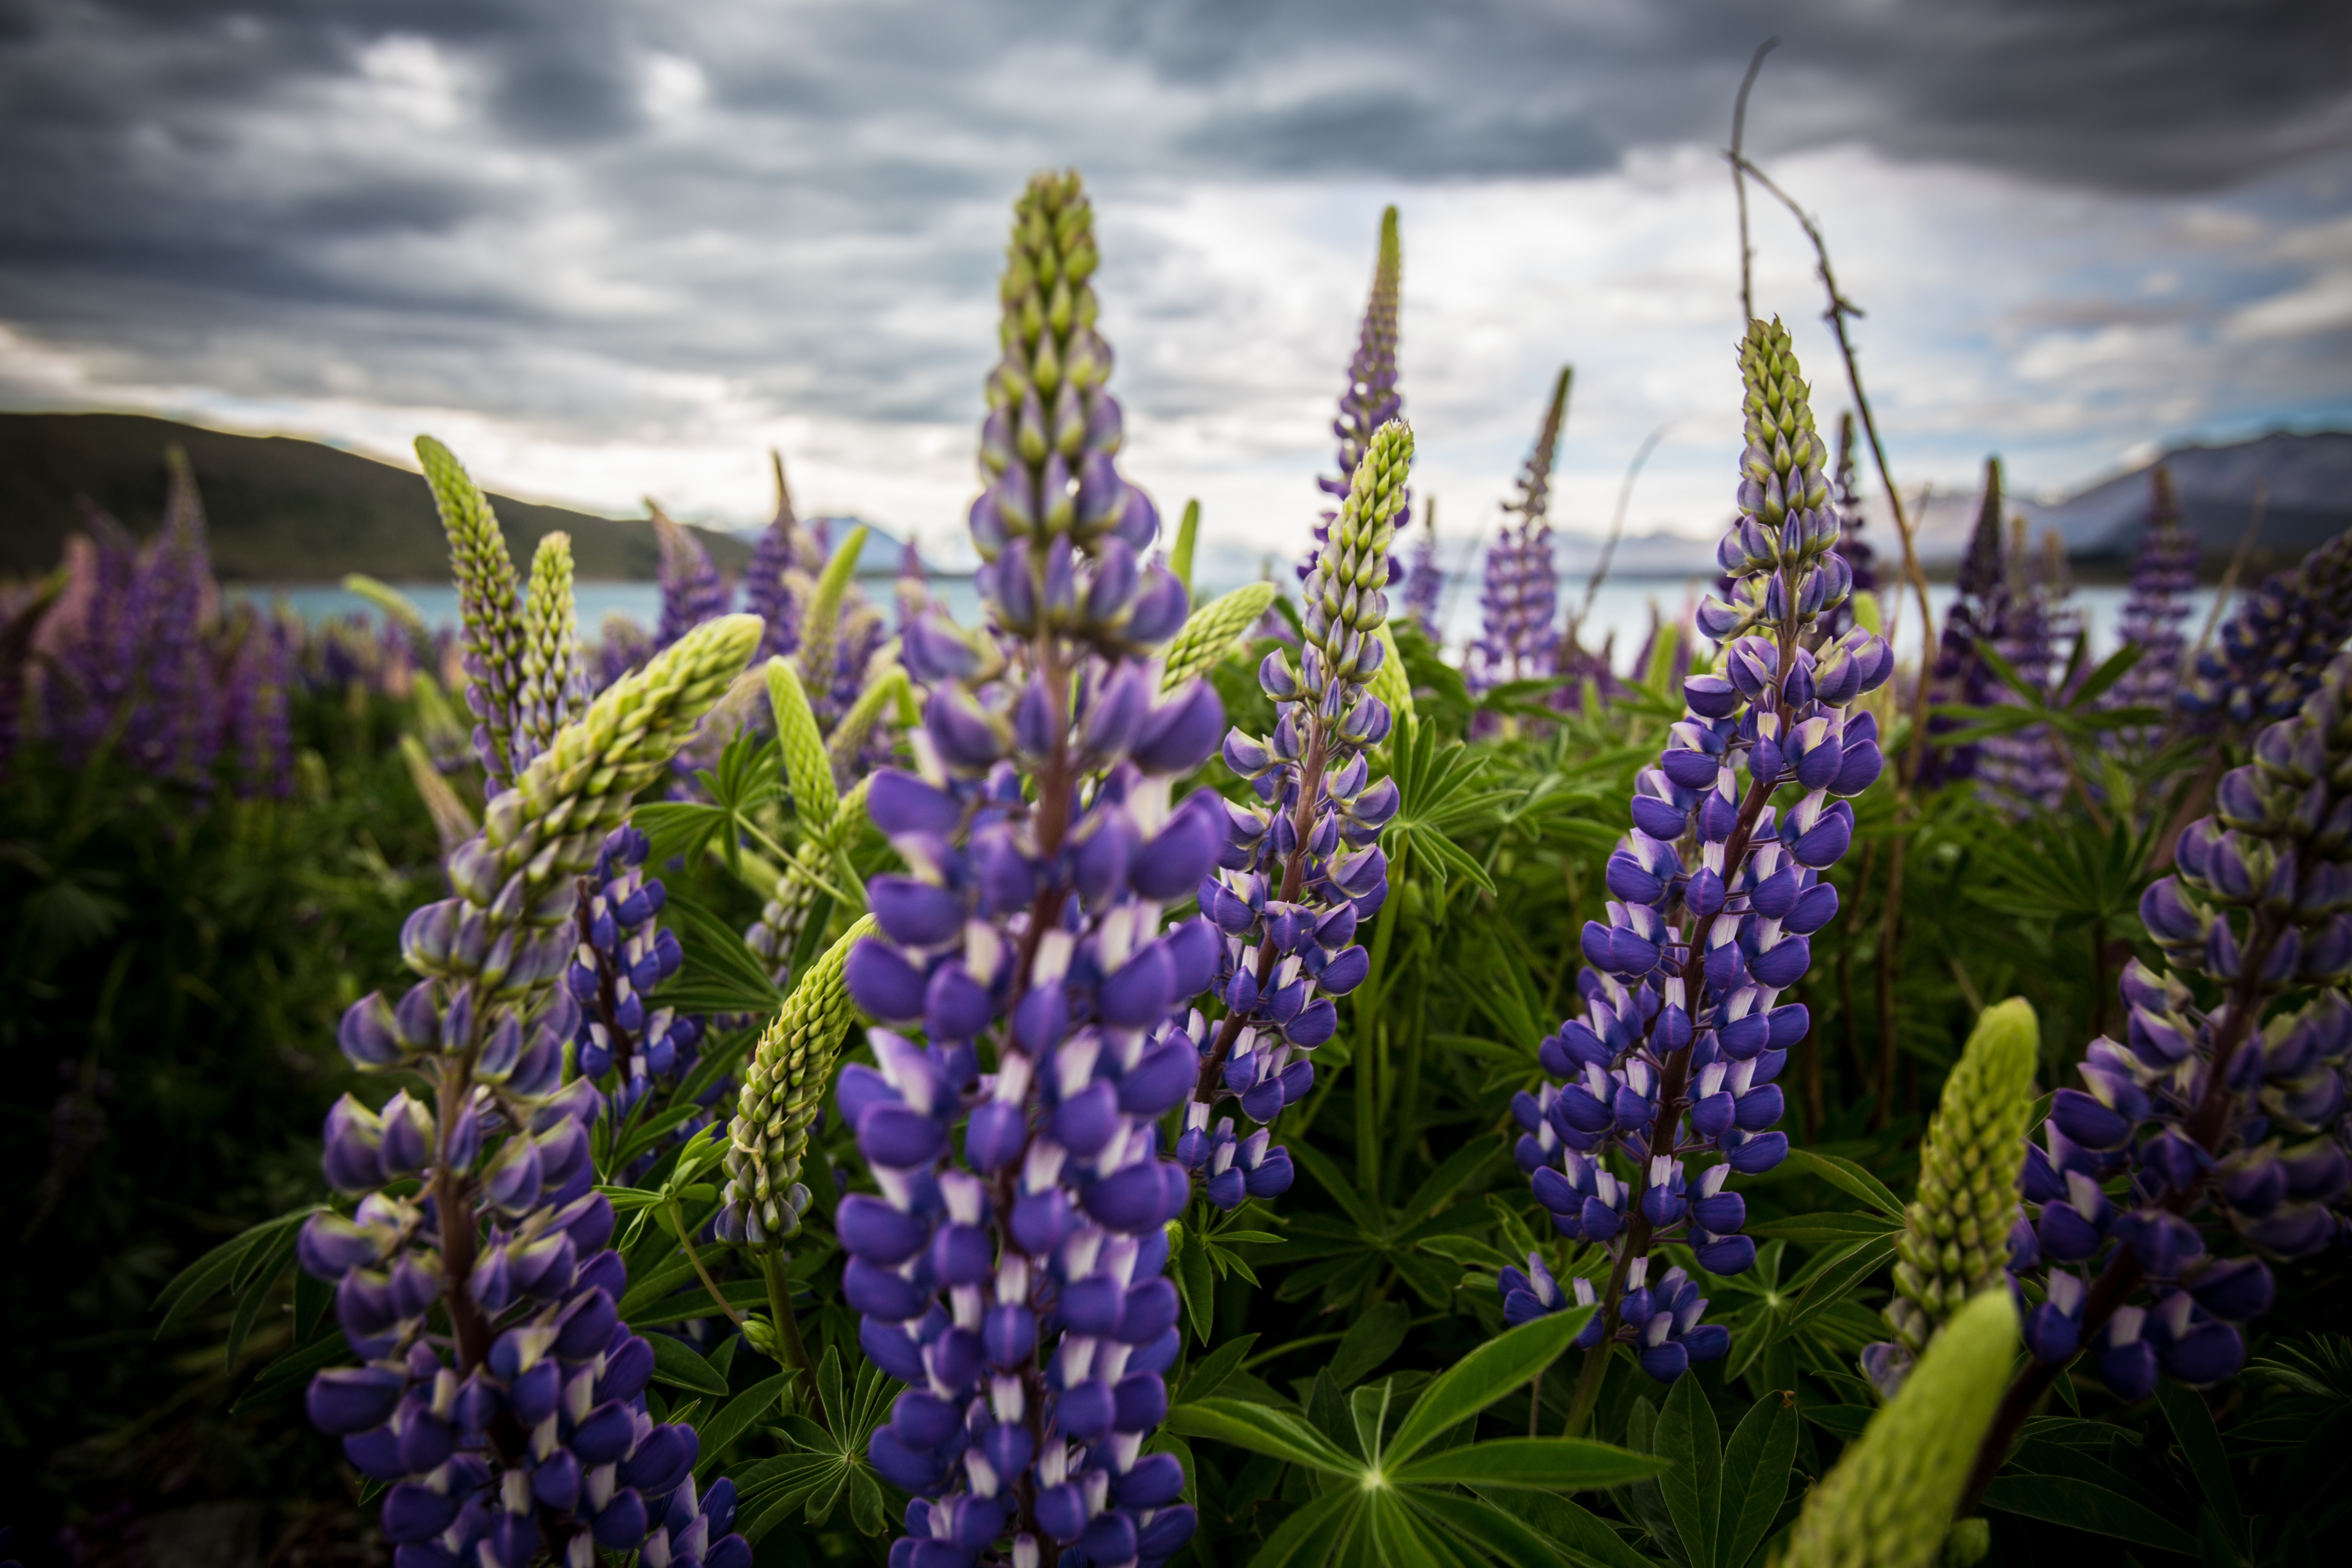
left=0, top=0, right=2346, bottom=440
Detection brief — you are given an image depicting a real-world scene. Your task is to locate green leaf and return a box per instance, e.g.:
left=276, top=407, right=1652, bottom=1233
left=1475, top=1488, right=1666, bottom=1568
left=1653, top=1368, right=1721, bottom=1568
left=152, top=1206, right=317, bottom=1326
left=1398, top=1134, right=1504, bottom=1226
left=1331, top=1302, right=1411, bottom=1389
left=1394, top=1437, right=1664, bottom=1492
left=696, top=1373, right=792, bottom=1472
left=1786, top=1238, right=1897, bottom=1334
left=1289, top=1139, right=1385, bottom=1237
left=232, top=1333, right=353, bottom=1414
left=1749, top=1212, right=1903, bottom=1244
left=1248, top=1485, right=1360, bottom=1568
left=2156, top=1382, right=2241, bottom=1546
left=662, top=890, right=788, bottom=1016
left=1179, top=1333, right=1262, bottom=1406
left=1165, top=1398, right=1364, bottom=1476
left=1403, top=1489, right=1574, bottom=1567
left=627, top=1278, right=768, bottom=1327
left=1982, top=1474, right=2199, bottom=1556
left=1785, top=1151, right=1905, bottom=1220
left=1716, top=1395, right=1798, bottom=1568
left=649, top=1333, right=730, bottom=1397
left=1178, top=1223, right=1216, bottom=1344
left=1386, top=1308, right=1594, bottom=1467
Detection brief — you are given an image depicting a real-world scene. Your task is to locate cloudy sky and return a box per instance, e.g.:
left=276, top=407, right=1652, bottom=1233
left=4, top=0, right=2350, bottom=574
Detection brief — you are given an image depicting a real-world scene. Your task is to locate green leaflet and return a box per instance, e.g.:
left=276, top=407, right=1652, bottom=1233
left=1161, top=581, right=1279, bottom=692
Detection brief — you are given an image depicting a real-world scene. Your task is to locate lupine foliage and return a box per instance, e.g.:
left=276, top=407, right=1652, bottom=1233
left=7, top=161, right=2352, bottom=1568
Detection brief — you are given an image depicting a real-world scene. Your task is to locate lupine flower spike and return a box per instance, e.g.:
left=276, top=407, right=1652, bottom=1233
left=1402, top=494, right=1444, bottom=641
left=653, top=504, right=734, bottom=650
left=417, top=436, right=530, bottom=789
left=2108, top=465, right=2198, bottom=731
left=1822, top=411, right=1878, bottom=638
left=1514, top=318, right=1894, bottom=1399
left=1303, top=205, right=1404, bottom=581
left=1919, top=458, right=2009, bottom=791
left=302, top=608, right=763, bottom=1567
left=2179, top=523, right=2352, bottom=731
left=1780, top=1290, right=2019, bottom=1568
left=514, top=532, right=587, bottom=777
left=1861, top=998, right=2038, bottom=1397
left=1977, top=517, right=2069, bottom=814
left=838, top=170, right=1218, bottom=1568
left=745, top=451, right=818, bottom=661
left=1185, top=421, right=1413, bottom=1202
left=2000, top=651, right=2352, bottom=1428
left=1470, top=366, right=1571, bottom=694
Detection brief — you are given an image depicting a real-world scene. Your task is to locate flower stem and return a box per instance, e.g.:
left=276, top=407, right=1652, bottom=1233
left=757, top=1247, right=828, bottom=1435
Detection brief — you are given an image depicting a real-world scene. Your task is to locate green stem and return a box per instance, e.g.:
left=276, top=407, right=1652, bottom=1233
left=756, top=1248, right=829, bottom=1435
left=1354, top=841, right=1406, bottom=1204
left=667, top=1198, right=744, bottom=1327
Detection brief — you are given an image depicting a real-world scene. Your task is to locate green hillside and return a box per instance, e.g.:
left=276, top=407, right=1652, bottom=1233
left=0, top=411, right=753, bottom=580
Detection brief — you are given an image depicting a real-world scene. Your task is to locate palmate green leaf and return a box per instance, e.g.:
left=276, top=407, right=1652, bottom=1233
left=1165, top=1398, right=1363, bottom=1475
left=694, top=1372, right=792, bottom=1476
left=1177, top=1332, right=1261, bottom=1405
left=1288, top=1139, right=1384, bottom=1236
left=152, top=1205, right=320, bottom=1331
left=2155, top=1383, right=2241, bottom=1547
left=1476, top=1488, right=1664, bottom=1568
left=1750, top=1212, right=1903, bottom=1244
left=1404, top=1489, right=1579, bottom=1567
left=1249, top=1486, right=1363, bottom=1568
left=1330, top=1303, right=1411, bottom=1389
left=1387, top=1308, right=1593, bottom=1465
left=1654, top=1370, right=1721, bottom=1568
left=1784, top=1150, right=1905, bottom=1220
left=648, top=1332, right=730, bottom=1397
left=1399, top=1134, right=1504, bottom=1226
left=662, top=889, right=788, bottom=1016
left=1718, top=1395, right=1799, bottom=1568
left=1176, top=1222, right=1216, bottom=1343
left=1394, top=1437, right=1664, bottom=1492
left=1981, top=1474, right=2198, bottom=1556
left=626, top=1279, right=768, bottom=1328
left=1785, top=1238, right=1896, bottom=1334
left=233, top=1332, right=353, bottom=1414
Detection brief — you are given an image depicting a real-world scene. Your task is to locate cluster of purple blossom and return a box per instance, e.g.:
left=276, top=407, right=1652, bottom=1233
left=1469, top=368, right=1570, bottom=695
left=13, top=452, right=312, bottom=795
left=2005, top=650, right=2352, bottom=1402
left=1509, top=319, right=1893, bottom=1398
left=829, top=169, right=1214, bottom=1568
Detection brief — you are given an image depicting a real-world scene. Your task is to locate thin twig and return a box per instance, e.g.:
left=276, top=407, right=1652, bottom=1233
left=2186, top=479, right=2266, bottom=676
left=1730, top=38, right=1781, bottom=324
left=1728, top=152, right=1938, bottom=780
left=668, top=1197, right=745, bottom=1327
left=1576, top=423, right=1672, bottom=635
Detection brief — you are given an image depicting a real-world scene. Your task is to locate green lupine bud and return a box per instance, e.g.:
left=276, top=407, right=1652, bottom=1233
left=795, top=524, right=868, bottom=697
left=1778, top=1290, right=2019, bottom=1568
left=1735, top=318, right=1832, bottom=544
left=1170, top=499, right=1201, bottom=600
left=1888, top=999, right=2039, bottom=1355
left=492, top=613, right=762, bottom=917
left=766, top=657, right=839, bottom=826
left=745, top=775, right=876, bottom=983
left=415, top=435, right=526, bottom=786
left=1368, top=621, right=1417, bottom=727
left=722, top=915, right=878, bottom=1245
left=513, top=532, right=583, bottom=775
left=1302, top=419, right=1413, bottom=698
left=1160, top=582, right=1278, bottom=693
left=825, top=665, right=908, bottom=778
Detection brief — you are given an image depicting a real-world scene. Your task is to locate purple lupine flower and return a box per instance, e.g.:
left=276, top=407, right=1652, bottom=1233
left=745, top=452, right=820, bottom=661
left=39, top=506, right=145, bottom=767
left=2009, top=653, right=2352, bottom=1399
left=897, top=535, right=933, bottom=632
left=1401, top=497, right=1443, bottom=642
left=655, top=507, right=734, bottom=650
left=1977, top=524, right=2069, bottom=815
left=595, top=613, right=655, bottom=693
left=1517, top=319, right=1893, bottom=1386
left=1469, top=368, right=1571, bottom=694
left=1819, top=411, right=1878, bottom=640
left=1302, top=205, right=1405, bottom=583
left=2108, top=466, right=2199, bottom=735
left=296, top=614, right=763, bottom=1568
left=1181, top=421, right=1412, bottom=1203
left=0, top=575, right=65, bottom=779
left=1919, top=458, right=2013, bottom=790
left=123, top=450, right=221, bottom=786
left=567, top=825, right=711, bottom=1133
left=837, top=170, right=1209, bottom=1568
left=222, top=606, right=296, bottom=799
left=2178, top=524, right=2352, bottom=731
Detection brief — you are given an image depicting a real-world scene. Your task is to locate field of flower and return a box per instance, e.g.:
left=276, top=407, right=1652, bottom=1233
left=3, top=167, right=2348, bottom=1568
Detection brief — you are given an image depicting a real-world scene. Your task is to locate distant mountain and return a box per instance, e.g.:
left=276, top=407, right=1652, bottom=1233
left=0, top=412, right=755, bottom=580
left=1893, top=430, right=2352, bottom=579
